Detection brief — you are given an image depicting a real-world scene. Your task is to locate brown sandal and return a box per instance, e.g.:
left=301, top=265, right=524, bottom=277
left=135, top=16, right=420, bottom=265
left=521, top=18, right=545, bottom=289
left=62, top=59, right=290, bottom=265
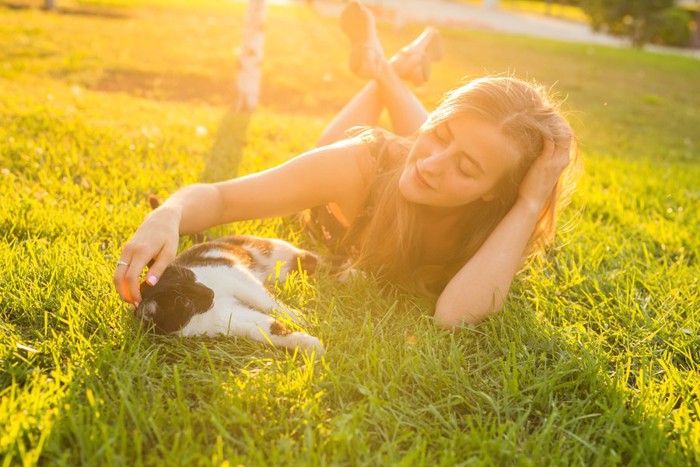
left=340, top=1, right=384, bottom=79
left=392, top=26, right=443, bottom=86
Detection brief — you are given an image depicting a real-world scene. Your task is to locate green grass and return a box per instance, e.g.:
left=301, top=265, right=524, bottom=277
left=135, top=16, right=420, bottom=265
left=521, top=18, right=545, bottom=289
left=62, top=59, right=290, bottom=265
left=1, top=0, right=699, bottom=465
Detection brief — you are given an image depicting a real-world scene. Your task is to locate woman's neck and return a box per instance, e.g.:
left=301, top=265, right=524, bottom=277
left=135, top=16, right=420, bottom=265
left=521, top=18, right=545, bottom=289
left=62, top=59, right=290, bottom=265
left=418, top=204, right=464, bottom=227
left=417, top=205, right=464, bottom=261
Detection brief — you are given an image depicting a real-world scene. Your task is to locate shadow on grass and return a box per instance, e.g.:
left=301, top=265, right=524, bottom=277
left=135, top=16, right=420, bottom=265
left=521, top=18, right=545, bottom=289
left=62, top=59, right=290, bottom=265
left=93, top=68, right=236, bottom=107
left=199, top=108, right=249, bottom=182
left=92, top=67, right=343, bottom=116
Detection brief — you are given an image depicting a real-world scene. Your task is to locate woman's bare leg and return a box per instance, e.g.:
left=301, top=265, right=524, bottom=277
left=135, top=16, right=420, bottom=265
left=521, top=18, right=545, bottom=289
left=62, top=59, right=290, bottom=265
left=316, top=82, right=383, bottom=147
left=315, top=72, right=428, bottom=147
left=376, top=61, right=430, bottom=136
left=317, top=2, right=438, bottom=147
left=316, top=72, right=429, bottom=147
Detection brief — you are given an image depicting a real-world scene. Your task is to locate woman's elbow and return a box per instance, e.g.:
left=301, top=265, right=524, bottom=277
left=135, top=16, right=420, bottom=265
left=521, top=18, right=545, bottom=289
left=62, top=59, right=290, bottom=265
left=433, top=300, right=503, bottom=331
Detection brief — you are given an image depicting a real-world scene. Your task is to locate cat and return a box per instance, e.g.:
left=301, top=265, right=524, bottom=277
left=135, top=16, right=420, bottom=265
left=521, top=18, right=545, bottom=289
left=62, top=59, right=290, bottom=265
left=135, top=234, right=328, bottom=357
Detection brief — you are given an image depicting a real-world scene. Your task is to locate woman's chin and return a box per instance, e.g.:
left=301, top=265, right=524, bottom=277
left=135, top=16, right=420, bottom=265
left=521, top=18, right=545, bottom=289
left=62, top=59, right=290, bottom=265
left=398, top=175, right=419, bottom=203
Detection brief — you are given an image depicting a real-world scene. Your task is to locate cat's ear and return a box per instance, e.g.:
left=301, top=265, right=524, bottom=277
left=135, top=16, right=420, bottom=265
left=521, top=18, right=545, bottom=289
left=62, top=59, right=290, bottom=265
left=139, top=279, right=155, bottom=299
left=135, top=301, right=158, bottom=321
left=148, top=194, right=161, bottom=210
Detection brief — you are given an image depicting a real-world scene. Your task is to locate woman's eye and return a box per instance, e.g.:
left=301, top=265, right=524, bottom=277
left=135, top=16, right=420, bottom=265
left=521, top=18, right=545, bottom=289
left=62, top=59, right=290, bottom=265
left=434, top=126, right=449, bottom=143
left=458, top=161, right=473, bottom=178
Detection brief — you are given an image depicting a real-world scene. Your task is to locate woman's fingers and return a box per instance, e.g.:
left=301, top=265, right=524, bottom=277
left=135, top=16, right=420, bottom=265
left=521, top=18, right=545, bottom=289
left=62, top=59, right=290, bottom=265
left=113, top=247, right=138, bottom=305
left=113, top=242, right=150, bottom=305
left=541, top=137, right=556, bottom=158
left=124, top=248, right=152, bottom=305
left=553, top=135, right=573, bottom=170
left=141, top=241, right=178, bottom=289
left=518, top=133, right=573, bottom=209
left=113, top=255, right=133, bottom=304
left=541, top=135, right=571, bottom=172
left=113, top=240, right=174, bottom=306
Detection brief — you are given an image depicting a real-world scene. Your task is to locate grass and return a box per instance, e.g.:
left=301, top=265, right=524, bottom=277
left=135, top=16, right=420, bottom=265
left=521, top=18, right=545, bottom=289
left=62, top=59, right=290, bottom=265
left=1, top=0, right=699, bottom=465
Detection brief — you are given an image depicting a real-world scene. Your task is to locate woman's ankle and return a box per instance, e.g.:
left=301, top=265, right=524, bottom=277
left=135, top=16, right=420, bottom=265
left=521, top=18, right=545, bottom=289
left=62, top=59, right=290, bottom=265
left=341, top=1, right=385, bottom=79
left=389, top=26, right=443, bottom=86
left=374, top=59, right=403, bottom=90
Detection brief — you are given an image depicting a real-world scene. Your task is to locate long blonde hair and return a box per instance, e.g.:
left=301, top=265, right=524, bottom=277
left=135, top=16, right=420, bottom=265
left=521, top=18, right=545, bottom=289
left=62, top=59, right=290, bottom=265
left=346, top=76, right=582, bottom=294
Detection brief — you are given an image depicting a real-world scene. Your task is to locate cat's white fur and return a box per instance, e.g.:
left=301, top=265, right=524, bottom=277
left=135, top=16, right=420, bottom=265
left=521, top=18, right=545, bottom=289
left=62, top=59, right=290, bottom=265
left=137, top=236, right=325, bottom=357
left=183, top=264, right=322, bottom=353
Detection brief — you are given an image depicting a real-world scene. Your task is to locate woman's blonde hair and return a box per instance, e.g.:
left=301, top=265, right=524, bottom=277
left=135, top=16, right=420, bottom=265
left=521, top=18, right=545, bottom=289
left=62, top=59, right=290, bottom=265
left=345, top=76, right=582, bottom=294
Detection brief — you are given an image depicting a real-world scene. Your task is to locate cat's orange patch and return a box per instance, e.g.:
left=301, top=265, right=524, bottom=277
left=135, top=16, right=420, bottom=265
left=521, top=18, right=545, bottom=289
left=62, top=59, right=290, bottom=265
left=270, top=320, right=292, bottom=336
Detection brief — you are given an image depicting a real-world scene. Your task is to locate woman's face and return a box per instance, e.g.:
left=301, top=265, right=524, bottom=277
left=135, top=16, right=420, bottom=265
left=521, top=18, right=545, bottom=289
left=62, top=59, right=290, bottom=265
left=399, top=115, right=520, bottom=209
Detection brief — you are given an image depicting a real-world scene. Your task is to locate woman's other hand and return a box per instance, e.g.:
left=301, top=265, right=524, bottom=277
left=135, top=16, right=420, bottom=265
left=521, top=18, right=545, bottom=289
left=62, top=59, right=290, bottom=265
left=517, top=132, right=573, bottom=213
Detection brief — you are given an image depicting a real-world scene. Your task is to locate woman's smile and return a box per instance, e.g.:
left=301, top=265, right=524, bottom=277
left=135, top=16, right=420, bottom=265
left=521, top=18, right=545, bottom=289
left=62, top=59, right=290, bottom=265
left=413, top=164, right=433, bottom=190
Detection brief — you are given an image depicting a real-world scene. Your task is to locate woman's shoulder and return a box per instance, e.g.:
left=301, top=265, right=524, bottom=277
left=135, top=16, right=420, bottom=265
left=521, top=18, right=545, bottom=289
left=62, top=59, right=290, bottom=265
left=344, top=126, right=410, bottom=173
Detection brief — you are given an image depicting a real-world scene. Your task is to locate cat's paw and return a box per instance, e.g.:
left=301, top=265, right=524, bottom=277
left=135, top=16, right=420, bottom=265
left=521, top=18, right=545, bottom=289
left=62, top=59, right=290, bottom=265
left=269, top=320, right=324, bottom=358
left=294, top=333, right=325, bottom=358
left=337, top=267, right=367, bottom=283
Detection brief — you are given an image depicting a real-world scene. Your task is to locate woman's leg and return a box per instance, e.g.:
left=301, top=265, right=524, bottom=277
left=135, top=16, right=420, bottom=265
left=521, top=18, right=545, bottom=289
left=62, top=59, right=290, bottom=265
left=315, top=82, right=383, bottom=147
left=317, top=2, right=438, bottom=147
left=376, top=61, right=430, bottom=136
left=316, top=67, right=429, bottom=147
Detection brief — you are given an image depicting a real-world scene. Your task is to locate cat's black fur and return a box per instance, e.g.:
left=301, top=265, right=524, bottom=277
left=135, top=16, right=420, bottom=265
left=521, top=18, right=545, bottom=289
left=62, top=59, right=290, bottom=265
left=139, top=266, right=215, bottom=334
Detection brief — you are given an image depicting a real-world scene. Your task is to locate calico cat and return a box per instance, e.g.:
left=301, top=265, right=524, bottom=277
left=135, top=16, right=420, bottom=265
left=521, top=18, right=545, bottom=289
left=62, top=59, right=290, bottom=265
left=135, top=235, right=326, bottom=356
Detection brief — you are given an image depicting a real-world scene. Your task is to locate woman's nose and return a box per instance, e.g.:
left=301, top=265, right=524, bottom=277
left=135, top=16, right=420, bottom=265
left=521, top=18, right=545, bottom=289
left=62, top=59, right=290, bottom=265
left=421, top=149, right=451, bottom=174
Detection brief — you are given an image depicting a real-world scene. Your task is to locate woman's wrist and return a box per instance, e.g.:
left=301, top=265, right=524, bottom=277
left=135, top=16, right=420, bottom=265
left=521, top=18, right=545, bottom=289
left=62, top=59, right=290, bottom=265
left=145, top=204, right=183, bottom=232
left=514, top=195, right=545, bottom=219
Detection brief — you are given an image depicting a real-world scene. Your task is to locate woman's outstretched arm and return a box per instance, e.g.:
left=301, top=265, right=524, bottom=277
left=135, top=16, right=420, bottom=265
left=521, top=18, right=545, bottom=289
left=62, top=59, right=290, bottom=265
left=434, top=137, right=572, bottom=328
left=114, top=139, right=371, bottom=305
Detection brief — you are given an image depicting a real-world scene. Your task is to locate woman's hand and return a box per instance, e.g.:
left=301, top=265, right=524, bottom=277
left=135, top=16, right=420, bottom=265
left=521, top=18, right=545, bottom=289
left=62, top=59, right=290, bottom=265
left=517, top=134, right=572, bottom=213
left=113, top=206, right=181, bottom=306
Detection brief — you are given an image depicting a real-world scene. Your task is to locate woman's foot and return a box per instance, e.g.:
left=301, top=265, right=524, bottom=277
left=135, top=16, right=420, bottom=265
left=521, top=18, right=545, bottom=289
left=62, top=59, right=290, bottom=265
left=390, top=26, right=443, bottom=86
left=340, top=1, right=386, bottom=79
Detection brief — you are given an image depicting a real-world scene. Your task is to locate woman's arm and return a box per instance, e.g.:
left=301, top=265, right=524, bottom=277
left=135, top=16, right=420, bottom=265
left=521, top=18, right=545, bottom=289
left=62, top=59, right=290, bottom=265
left=434, top=137, right=572, bottom=328
left=434, top=199, right=540, bottom=327
left=114, top=138, right=371, bottom=305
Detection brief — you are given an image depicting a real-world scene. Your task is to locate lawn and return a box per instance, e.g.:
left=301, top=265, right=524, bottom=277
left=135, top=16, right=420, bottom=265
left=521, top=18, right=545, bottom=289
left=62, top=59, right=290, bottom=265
left=1, top=0, right=699, bottom=465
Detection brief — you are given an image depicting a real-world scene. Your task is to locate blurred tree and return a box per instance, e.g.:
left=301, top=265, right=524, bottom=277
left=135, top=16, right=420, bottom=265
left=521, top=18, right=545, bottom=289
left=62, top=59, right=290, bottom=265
left=649, top=6, right=692, bottom=46
left=234, top=0, right=266, bottom=111
left=581, top=0, right=677, bottom=46
left=44, top=0, right=56, bottom=9
left=686, top=1, right=700, bottom=47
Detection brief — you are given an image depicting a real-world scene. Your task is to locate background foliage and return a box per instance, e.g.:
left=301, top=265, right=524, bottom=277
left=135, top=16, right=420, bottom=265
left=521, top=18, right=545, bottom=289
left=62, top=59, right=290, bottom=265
left=581, top=0, right=692, bottom=46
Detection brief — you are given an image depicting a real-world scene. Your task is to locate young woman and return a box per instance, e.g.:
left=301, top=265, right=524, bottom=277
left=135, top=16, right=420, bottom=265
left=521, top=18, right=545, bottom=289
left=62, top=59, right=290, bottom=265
left=114, top=2, right=581, bottom=328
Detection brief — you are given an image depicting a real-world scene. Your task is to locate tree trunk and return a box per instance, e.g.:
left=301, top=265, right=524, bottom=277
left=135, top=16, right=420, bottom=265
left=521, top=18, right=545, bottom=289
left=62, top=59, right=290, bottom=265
left=44, top=0, right=56, bottom=10
left=234, top=0, right=266, bottom=111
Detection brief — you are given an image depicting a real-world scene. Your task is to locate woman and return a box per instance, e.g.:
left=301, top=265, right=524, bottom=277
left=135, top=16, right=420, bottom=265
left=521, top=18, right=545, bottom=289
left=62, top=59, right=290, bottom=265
left=114, top=2, right=581, bottom=328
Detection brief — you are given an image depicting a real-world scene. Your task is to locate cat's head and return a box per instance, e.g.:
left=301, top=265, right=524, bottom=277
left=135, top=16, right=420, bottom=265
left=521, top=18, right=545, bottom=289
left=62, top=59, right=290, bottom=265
left=135, top=266, right=215, bottom=334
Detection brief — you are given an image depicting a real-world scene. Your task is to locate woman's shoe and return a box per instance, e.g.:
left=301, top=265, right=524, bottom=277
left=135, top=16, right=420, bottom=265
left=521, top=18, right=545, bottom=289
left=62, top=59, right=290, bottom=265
left=391, top=26, right=443, bottom=86
left=340, top=1, right=385, bottom=79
